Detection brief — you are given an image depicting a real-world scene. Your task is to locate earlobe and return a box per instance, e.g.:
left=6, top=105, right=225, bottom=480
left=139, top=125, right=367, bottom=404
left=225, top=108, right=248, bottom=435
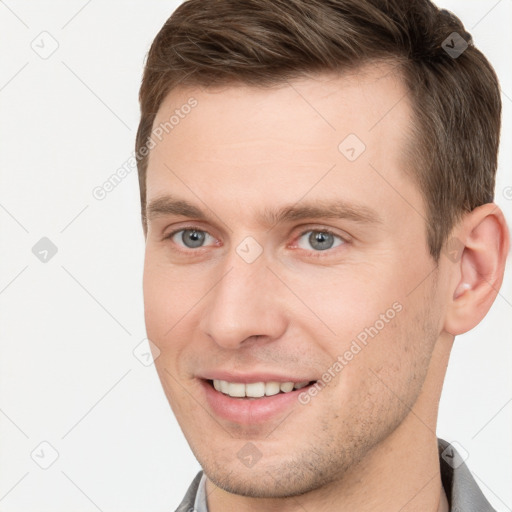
left=444, top=203, right=510, bottom=336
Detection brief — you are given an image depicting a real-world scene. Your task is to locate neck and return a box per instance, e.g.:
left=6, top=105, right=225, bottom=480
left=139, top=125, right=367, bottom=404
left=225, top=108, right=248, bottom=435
left=206, top=333, right=453, bottom=512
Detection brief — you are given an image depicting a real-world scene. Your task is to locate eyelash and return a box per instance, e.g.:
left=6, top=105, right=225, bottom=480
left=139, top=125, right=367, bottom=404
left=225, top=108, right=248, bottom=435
left=163, top=226, right=348, bottom=256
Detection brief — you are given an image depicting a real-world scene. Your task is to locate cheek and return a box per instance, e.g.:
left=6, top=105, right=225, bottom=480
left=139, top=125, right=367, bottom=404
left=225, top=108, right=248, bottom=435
left=288, top=260, right=429, bottom=381
left=343, top=286, right=438, bottom=413
left=143, top=250, right=217, bottom=375
left=143, top=251, right=197, bottom=335
left=142, top=258, right=168, bottom=339
left=278, top=261, right=399, bottom=338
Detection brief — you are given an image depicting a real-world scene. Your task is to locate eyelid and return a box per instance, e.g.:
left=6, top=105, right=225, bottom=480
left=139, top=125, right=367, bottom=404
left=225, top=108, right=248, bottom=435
left=163, top=223, right=214, bottom=240
left=290, top=225, right=350, bottom=245
left=162, top=224, right=350, bottom=254
left=163, top=225, right=219, bottom=250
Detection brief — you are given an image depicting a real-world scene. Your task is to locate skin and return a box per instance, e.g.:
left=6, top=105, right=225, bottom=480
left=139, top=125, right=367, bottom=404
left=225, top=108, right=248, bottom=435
left=142, top=63, right=509, bottom=511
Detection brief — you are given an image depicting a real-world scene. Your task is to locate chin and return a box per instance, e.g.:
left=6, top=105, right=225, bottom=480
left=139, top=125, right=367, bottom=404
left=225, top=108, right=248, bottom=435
left=198, top=450, right=347, bottom=499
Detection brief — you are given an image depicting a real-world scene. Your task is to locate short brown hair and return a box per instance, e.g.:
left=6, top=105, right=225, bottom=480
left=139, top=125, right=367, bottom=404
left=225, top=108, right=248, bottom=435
left=136, top=0, right=501, bottom=261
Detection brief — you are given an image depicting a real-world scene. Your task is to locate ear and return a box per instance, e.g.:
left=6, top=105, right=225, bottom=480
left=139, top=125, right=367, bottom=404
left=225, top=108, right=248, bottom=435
left=443, top=203, right=510, bottom=336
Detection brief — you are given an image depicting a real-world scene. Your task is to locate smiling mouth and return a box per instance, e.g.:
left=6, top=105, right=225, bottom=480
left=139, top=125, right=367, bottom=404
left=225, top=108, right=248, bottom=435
left=207, top=379, right=316, bottom=399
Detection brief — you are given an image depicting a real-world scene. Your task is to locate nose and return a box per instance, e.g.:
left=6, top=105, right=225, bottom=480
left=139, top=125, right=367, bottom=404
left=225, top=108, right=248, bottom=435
left=199, top=253, right=288, bottom=350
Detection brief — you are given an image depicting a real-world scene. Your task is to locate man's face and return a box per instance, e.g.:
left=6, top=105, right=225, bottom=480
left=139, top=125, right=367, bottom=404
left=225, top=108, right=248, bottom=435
left=143, top=65, right=447, bottom=497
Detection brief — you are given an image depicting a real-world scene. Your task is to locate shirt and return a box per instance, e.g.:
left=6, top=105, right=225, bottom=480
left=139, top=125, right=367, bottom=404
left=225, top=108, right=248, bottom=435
left=174, top=438, right=496, bottom=511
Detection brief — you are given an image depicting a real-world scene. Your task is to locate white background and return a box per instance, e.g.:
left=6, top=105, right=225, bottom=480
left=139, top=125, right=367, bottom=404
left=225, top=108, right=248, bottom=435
left=0, top=1, right=510, bottom=511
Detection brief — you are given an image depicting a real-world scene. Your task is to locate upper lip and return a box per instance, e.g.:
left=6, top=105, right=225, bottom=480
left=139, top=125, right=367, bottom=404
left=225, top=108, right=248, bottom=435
left=198, top=371, right=316, bottom=384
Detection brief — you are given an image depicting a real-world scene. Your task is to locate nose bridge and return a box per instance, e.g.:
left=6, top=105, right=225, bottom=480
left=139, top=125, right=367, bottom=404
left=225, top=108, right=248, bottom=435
left=199, top=247, right=286, bottom=348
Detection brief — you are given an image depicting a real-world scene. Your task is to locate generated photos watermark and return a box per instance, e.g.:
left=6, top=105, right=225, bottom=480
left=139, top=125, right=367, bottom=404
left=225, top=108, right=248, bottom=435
left=92, top=97, right=198, bottom=201
left=298, top=301, right=403, bottom=405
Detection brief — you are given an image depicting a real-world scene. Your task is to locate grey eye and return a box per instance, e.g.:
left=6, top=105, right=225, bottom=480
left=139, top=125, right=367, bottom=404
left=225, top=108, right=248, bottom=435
left=172, top=229, right=212, bottom=248
left=297, top=230, right=344, bottom=251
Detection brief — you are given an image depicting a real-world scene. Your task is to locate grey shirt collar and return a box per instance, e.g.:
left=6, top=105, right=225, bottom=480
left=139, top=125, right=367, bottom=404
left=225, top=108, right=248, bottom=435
left=193, top=472, right=208, bottom=512
left=176, top=439, right=496, bottom=512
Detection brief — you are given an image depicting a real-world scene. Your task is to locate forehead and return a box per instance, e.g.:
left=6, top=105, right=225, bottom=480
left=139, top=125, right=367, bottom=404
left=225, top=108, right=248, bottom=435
left=145, top=63, right=423, bottom=230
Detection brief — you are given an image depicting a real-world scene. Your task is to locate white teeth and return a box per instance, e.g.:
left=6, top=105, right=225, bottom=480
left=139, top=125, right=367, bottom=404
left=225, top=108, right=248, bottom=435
left=280, top=382, right=294, bottom=393
left=228, top=382, right=246, bottom=397
left=265, top=381, right=281, bottom=396
left=246, top=382, right=265, bottom=398
left=212, top=379, right=311, bottom=398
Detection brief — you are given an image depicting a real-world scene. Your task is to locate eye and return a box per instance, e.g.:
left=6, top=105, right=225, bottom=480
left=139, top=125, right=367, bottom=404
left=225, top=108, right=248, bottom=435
left=297, top=230, right=345, bottom=251
left=169, top=228, right=215, bottom=249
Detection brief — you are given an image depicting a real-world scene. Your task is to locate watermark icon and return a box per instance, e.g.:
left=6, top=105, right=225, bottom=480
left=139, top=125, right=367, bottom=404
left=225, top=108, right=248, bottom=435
left=133, top=338, right=161, bottom=367
left=338, top=133, right=366, bottom=162
left=298, top=301, right=403, bottom=405
left=236, top=236, right=263, bottom=264
left=92, top=97, right=198, bottom=201
left=237, top=442, right=262, bottom=468
left=31, top=31, right=59, bottom=60
left=503, top=186, right=512, bottom=201
left=32, top=237, right=58, bottom=263
left=441, top=32, right=468, bottom=59
left=443, top=237, right=464, bottom=263
left=441, top=441, right=469, bottom=469
left=30, top=441, right=59, bottom=469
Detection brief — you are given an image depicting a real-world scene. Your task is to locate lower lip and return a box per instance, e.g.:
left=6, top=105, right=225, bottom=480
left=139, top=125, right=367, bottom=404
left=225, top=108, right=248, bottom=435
left=200, top=380, right=312, bottom=425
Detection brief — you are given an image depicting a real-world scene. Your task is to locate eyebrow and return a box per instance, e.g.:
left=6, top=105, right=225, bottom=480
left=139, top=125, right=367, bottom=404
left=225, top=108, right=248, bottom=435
left=146, top=196, right=207, bottom=221
left=145, top=194, right=382, bottom=227
left=260, top=201, right=382, bottom=226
